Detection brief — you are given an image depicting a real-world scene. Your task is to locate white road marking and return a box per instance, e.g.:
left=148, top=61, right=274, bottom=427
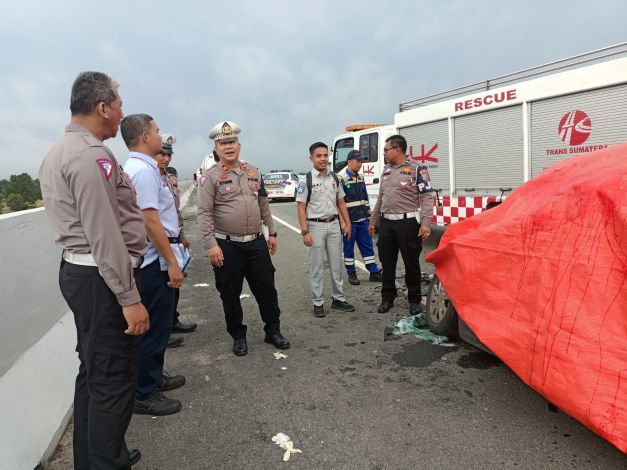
left=271, top=214, right=369, bottom=273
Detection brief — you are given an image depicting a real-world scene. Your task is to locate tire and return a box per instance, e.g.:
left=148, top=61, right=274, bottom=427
left=425, top=274, right=458, bottom=337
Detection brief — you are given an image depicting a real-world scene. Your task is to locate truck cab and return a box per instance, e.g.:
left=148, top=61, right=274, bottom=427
left=331, top=125, right=396, bottom=205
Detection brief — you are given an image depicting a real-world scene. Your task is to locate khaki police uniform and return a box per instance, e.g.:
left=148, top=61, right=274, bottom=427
left=197, top=122, right=282, bottom=340
left=370, top=158, right=434, bottom=306
left=39, top=123, right=147, bottom=469
left=295, top=170, right=347, bottom=306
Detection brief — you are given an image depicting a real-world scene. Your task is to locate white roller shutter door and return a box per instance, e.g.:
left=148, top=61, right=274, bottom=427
left=530, top=83, right=627, bottom=178
left=453, top=105, right=523, bottom=195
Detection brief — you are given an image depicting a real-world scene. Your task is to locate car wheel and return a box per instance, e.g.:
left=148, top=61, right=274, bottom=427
left=425, top=274, right=458, bottom=337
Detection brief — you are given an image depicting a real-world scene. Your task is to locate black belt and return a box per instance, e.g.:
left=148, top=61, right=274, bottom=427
left=148, top=236, right=181, bottom=244
left=307, top=215, right=338, bottom=223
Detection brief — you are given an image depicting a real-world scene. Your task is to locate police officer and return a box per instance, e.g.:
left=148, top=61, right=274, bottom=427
left=368, top=135, right=434, bottom=315
left=39, top=71, right=146, bottom=469
left=337, top=150, right=382, bottom=285
left=156, top=134, right=198, bottom=335
left=122, top=115, right=187, bottom=416
left=197, top=121, right=290, bottom=356
left=296, top=142, right=355, bottom=317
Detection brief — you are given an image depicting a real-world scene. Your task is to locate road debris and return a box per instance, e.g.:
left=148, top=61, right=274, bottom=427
left=273, top=352, right=288, bottom=360
left=272, top=433, right=302, bottom=461
left=239, top=294, right=250, bottom=299
left=193, top=283, right=210, bottom=287
left=391, top=314, right=455, bottom=346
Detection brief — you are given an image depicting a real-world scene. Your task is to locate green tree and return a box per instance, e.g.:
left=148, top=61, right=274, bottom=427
left=5, top=193, right=27, bottom=211
left=33, top=178, right=42, bottom=201
left=4, top=173, right=39, bottom=205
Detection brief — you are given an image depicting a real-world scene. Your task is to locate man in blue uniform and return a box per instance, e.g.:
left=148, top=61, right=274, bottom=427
left=337, top=150, right=382, bottom=285
left=122, top=114, right=187, bottom=416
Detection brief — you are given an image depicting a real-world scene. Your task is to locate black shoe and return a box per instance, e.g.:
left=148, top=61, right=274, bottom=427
left=331, top=299, right=356, bottom=312
left=159, top=371, right=186, bottom=391
left=172, top=319, right=197, bottom=333
left=313, top=305, right=326, bottom=317
left=167, top=336, right=184, bottom=348
left=377, top=301, right=394, bottom=313
left=409, top=303, right=424, bottom=316
left=264, top=332, right=291, bottom=349
left=233, top=338, right=248, bottom=356
left=129, top=449, right=141, bottom=466
left=369, top=271, right=382, bottom=282
left=133, top=390, right=182, bottom=416
left=348, top=272, right=360, bottom=285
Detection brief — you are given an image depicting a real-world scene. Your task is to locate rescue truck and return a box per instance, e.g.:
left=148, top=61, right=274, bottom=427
left=332, top=42, right=627, bottom=343
left=332, top=42, right=627, bottom=226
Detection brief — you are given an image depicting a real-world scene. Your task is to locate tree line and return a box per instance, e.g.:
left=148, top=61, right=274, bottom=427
left=0, top=173, right=42, bottom=213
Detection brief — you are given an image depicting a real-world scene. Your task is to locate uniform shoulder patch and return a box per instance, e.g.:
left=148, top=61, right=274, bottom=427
left=96, top=158, right=113, bottom=180
left=199, top=175, right=208, bottom=186
left=297, top=179, right=306, bottom=193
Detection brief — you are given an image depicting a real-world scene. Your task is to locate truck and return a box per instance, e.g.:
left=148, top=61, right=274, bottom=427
left=332, top=42, right=627, bottom=226
left=331, top=42, right=627, bottom=343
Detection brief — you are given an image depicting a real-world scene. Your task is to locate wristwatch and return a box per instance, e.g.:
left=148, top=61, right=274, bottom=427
left=300, top=229, right=309, bottom=236
left=269, top=232, right=278, bottom=238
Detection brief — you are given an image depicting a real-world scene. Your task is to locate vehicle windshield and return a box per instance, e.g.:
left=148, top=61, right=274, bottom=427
left=264, top=173, right=290, bottom=181
left=333, top=137, right=354, bottom=172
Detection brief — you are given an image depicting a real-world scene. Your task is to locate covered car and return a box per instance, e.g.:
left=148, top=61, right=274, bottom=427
left=425, top=143, right=627, bottom=453
left=263, top=172, right=300, bottom=201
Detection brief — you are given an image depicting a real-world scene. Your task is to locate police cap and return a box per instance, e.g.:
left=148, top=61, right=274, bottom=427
left=209, top=121, right=241, bottom=142
left=160, top=133, right=176, bottom=155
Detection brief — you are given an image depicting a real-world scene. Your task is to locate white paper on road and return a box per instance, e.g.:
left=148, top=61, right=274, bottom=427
left=273, top=352, right=288, bottom=359
left=239, top=294, right=250, bottom=299
left=193, top=283, right=210, bottom=287
left=272, top=433, right=302, bottom=461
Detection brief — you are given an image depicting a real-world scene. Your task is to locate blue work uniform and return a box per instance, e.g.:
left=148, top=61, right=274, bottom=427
left=337, top=167, right=380, bottom=275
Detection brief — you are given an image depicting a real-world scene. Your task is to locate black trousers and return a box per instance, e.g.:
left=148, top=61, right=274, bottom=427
left=213, top=236, right=281, bottom=339
left=173, top=288, right=180, bottom=325
left=378, top=217, right=423, bottom=304
left=137, top=260, right=175, bottom=398
left=59, top=260, right=139, bottom=470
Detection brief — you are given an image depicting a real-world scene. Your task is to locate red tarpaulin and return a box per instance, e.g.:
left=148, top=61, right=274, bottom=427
left=426, top=144, right=627, bottom=453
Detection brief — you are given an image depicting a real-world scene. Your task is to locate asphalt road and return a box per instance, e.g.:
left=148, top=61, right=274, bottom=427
left=48, top=194, right=626, bottom=469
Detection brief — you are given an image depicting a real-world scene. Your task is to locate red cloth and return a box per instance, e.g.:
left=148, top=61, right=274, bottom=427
left=426, top=143, right=627, bottom=453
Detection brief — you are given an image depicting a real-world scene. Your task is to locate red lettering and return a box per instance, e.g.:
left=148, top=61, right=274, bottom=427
left=363, top=164, right=374, bottom=175
left=454, top=88, right=517, bottom=112
left=409, top=144, right=439, bottom=163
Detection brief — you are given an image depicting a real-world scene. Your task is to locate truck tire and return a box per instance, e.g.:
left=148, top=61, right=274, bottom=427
left=425, top=274, right=458, bottom=337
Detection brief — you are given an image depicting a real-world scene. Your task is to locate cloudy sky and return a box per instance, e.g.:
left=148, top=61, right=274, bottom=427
left=1, top=0, right=626, bottom=180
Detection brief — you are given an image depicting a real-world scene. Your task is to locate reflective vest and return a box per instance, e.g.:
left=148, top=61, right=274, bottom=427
left=338, top=167, right=370, bottom=222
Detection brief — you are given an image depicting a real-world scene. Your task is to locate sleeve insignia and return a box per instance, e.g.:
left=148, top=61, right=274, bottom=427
left=96, top=158, right=113, bottom=180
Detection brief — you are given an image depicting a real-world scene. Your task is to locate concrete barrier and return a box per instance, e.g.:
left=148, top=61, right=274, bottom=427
left=0, top=183, right=196, bottom=469
left=0, top=208, right=77, bottom=469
